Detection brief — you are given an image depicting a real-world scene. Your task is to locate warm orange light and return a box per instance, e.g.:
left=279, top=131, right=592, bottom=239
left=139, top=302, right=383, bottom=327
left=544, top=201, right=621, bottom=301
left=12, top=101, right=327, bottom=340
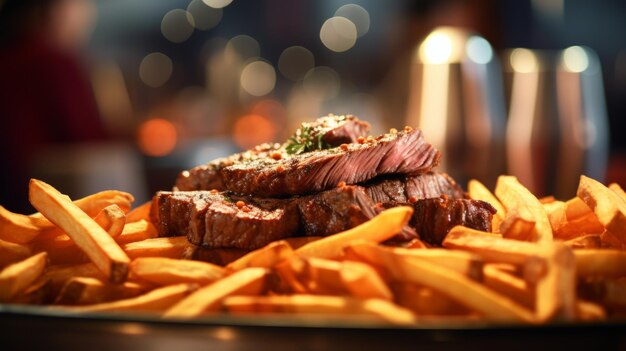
left=137, top=118, right=178, bottom=157
left=233, top=114, right=277, bottom=150
left=251, top=99, right=286, bottom=123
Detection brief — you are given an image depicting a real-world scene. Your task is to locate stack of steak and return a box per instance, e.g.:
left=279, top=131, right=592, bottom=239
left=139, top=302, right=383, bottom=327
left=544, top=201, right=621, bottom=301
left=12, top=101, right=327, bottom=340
left=151, top=115, right=496, bottom=264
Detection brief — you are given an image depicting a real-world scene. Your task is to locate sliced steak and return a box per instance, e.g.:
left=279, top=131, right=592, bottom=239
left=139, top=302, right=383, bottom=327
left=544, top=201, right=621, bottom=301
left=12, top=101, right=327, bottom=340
left=364, top=172, right=467, bottom=205
left=175, top=114, right=370, bottom=191
left=222, top=127, right=440, bottom=197
left=410, top=196, right=497, bottom=246
left=152, top=185, right=378, bottom=250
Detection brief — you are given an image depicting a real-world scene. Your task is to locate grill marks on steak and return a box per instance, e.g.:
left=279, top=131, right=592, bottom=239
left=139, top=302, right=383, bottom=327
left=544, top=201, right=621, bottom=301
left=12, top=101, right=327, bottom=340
left=410, top=196, right=497, bottom=246
left=152, top=185, right=377, bottom=250
left=364, top=172, right=467, bottom=205
left=175, top=115, right=370, bottom=192
left=222, top=128, right=441, bottom=197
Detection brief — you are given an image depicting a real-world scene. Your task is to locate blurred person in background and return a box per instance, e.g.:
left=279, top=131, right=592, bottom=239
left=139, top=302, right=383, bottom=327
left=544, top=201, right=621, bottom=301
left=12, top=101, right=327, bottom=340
left=0, top=0, right=107, bottom=213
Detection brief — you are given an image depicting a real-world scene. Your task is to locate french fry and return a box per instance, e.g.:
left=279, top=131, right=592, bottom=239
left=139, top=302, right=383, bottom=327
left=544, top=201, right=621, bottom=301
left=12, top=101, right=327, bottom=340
left=483, top=264, right=534, bottom=309
left=11, top=277, right=52, bottom=305
left=577, top=175, right=626, bottom=244
left=443, top=226, right=542, bottom=265
left=30, top=190, right=134, bottom=219
left=0, top=205, right=53, bottom=244
left=578, top=277, right=626, bottom=309
left=575, top=299, right=606, bottom=321
left=30, top=234, right=89, bottom=265
left=468, top=179, right=505, bottom=232
left=164, top=267, right=269, bottom=318
left=283, top=236, right=322, bottom=249
left=340, top=260, right=392, bottom=300
left=115, top=220, right=158, bottom=245
left=574, top=249, right=626, bottom=278
left=223, top=295, right=417, bottom=325
left=352, top=244, right=535, bottom=322
left=392, top=283, right=469, bottom=315
left=55, top=277, right=151, bottom=305
left=495, top=176, right=553, bottom=242
left=531, top=242, right=576, bottom=322
left=295, top=206, right=413, bottom=259
left=0, top=238, right=31, bottom=268
left=64, top=283, right=197, bottom=313
left=609, top=183, right=626, bottom=203
left=564, top=234, right=602, bottom=249
left=0, top=252, right=48, bottom=301
left=274, top=255, right=309, bottom=294
left=29, top=179, right=130, bottom=284
left=122, top=236, right=188, bottom=259
left=226, top=240, right=294, bottom=272
left=126, top=201, right=151, bottom=223
left=565, top=197, right=594, bottom=219
left=93, top=205, right=126, bottom=238
left=130, top=257, right=225, bottom=286
left=346, top=241, right=483, bottom=281
left=44, top=263, right=105, bottom=294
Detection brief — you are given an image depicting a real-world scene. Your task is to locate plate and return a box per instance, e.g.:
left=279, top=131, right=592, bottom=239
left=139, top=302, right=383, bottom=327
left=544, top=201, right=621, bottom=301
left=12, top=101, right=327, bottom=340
left=1, top=304, right=624, bottom=351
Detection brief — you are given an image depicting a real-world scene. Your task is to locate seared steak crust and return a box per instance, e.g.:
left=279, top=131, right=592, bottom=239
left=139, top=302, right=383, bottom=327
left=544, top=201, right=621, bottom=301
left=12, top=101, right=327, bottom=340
left=364, top=172, right=467, bottom=205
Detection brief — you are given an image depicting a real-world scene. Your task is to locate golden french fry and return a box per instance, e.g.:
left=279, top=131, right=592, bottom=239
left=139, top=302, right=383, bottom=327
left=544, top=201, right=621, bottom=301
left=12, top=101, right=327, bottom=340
left=29, top=234, right=89, bottom=265
left=0, top=205, right=53, bottom=244
left=31, top=190, right=134, bottom=219
left=340, top=260, right=392, bottom=300
left=564, top=234, right=602, bottom=249
left=574, top=249, right=626, bottom=278
left=579, top=277, right=626, bottom=309
left=223, top=295, right=417, bottom=325
left=346, top=241, right=483, bottom=281
left=55, top=276, right=151, bottom=305
left=115, top=220, right=158, bottom=245
left=351, top=243, right=535, bottom=322
left=531, top=243, right=576, bottom=322
left=575, top=300, right=606, bottom=321
left=126, top=201, right=151, bottom=223
left=0, top=238, right=32, bottom=268
left=609, top=183, right=626, bottom=203
left=495, top=176, right=553, bottom=242
left=63, top=283, right=197, bottom=313
left=29, top=179, right=130, bottom=284
left=0, top=252, right=48, bottom=301
left=296, top=206, right=413, bottom=259
left=565, top=197, right=593, bottom=219
left=93, top=204, right=126, bottom=238
left=122, top=236, right=188, bottom=259
left=283, top=236, right=322, bottom=249
left=130, top=257, right=225, bottom=286
left=44, top=263, right=105, bottom=294
left=226, top=240, right=294, bottom=272
left=468, top=179, right=505, bottom=232
left=577, top=175, right=626, bottom=244
left=443, top=226, right=542, bottom=265
left=483, top=264, right=534, bottom=309
left=164, top=267, right=269, bottom=318
left=11, top=276, right=52, bottom=305
left=392, top=282, right=469, bottom=315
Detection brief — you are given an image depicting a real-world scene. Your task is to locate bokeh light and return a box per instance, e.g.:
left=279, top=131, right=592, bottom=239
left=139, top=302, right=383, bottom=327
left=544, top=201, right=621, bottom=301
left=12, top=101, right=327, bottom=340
left=137, top=118, right=178, bottom=156
left=187, top=0, right=223, bottom=31
left=225, top=35, right=260, bottom=61
left=233, top=114, right=277, bottom=149
left=320, top=16, right=357, bottom=52
left=240, top=60, right=276, bottom=96
left=139, top=52, right=173, bottom=88
left=466, top=36, right=493, bottom=64
left=202, top=0, right=233, bottom=9
left=562, top=46, right=589, bottom=73
left=161, top=9, right=195, bottom=43
left=278, top=46, right=315, bottom=81
left=303, top=66, right=341, bottom=100
left=334, top=4, right=370, bottom=38
left=510, top=48, right=539, bottom=73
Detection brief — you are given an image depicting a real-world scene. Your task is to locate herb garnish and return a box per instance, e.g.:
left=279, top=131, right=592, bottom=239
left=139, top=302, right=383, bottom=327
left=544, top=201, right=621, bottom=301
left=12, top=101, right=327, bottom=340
left=285, top=124, right=328, bottom=155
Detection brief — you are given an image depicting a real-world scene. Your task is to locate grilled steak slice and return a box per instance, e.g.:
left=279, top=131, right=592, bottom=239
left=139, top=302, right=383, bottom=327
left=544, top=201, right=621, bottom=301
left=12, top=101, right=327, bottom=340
left=410, top=196, right=496, bottom=246
left=222, top=128, right=440, bottom=197
left=364, top=172, right=467, bottom=205
left=175, top=114, right=370, bottom=191
left=152, top=185, right=378, bottom=250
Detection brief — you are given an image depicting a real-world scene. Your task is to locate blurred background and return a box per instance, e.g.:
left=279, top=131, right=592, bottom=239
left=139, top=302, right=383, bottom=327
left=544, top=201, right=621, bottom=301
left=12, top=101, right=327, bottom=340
left=1, top=0, right=625, bottom=213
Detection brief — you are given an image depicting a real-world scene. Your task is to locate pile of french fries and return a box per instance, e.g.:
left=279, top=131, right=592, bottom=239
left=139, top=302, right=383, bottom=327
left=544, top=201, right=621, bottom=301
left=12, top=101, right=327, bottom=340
left=1, top=176, right=625, bottom=325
